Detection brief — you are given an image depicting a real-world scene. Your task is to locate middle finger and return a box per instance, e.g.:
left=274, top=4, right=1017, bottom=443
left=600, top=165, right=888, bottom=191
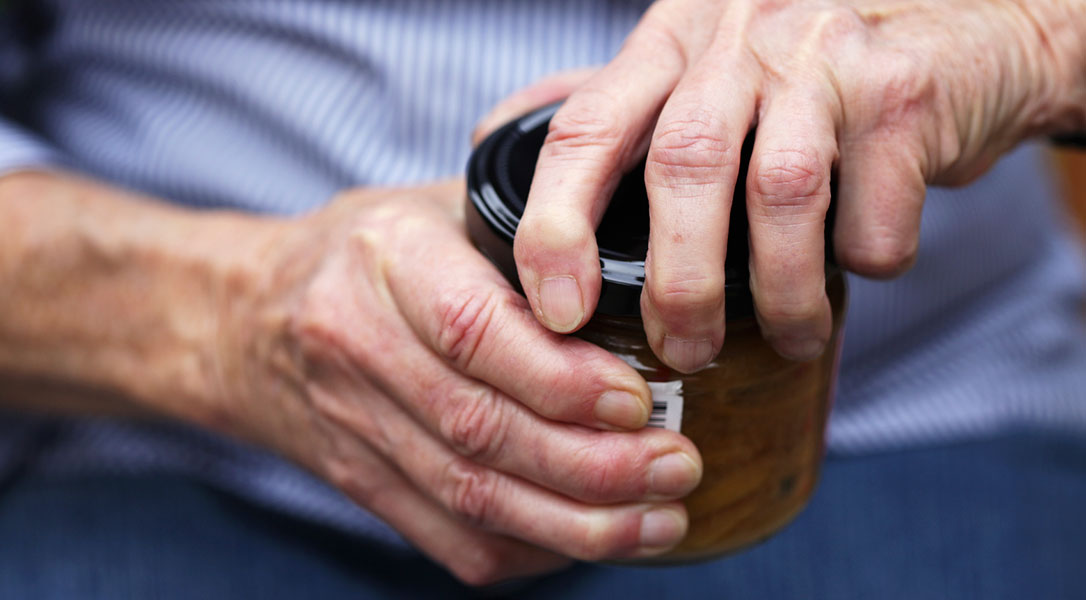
left=641, top=43, right=760, bottom=374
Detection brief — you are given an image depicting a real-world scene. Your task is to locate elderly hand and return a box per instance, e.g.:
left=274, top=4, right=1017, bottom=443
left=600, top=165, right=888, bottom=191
left=215, top=181, right=703, bottom=584
left=512, top=0, right=1086, bottom=371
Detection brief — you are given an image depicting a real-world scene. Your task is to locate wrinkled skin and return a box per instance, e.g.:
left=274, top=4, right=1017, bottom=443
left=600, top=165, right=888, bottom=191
left=214, top=0, right=1084, bottom=586
left=513, top=0, right=1086, bottom=370
left=215, top=182, right=702, bottom=585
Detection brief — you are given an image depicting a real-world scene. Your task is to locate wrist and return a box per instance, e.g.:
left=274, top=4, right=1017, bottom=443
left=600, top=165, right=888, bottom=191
left=199, top=207, right=328, bottom=446
left=90, top=186, right=298, bottom=435
left=151, top=208, right=293, bottom=433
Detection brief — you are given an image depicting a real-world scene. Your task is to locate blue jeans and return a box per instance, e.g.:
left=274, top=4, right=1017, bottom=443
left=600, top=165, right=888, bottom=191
left=1, top=432, right=1083, bottom=599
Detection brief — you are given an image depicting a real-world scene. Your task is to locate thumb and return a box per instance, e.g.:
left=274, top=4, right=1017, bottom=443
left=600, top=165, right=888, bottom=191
left=472, top=68, right=600, bottom=147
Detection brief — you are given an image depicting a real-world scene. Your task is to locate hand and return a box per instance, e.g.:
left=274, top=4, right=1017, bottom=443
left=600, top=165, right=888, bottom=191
left=512, top=0, right=1086, bottom=370
left=212, top=182, right=703, bottom=584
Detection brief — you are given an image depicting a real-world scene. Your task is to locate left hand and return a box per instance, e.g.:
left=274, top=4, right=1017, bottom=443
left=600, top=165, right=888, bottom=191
left=509, top=0, right=1086, bottom=371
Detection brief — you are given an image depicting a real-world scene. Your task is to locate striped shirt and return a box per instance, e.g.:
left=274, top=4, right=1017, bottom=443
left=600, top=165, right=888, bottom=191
left=2, top=0, right=1085, bottom=544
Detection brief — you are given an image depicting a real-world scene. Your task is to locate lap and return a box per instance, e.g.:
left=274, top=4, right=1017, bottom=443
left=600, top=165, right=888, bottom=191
left=0, top=432, right=1083, bottom=599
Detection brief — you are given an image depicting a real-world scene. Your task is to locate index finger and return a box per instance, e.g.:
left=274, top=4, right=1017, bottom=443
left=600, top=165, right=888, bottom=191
left=513, top=17, right=688, bottom=335
left=385, top=207, right=653, bottom=431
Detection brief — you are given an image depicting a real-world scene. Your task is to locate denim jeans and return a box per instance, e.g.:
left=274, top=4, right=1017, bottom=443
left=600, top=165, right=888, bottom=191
left=1, top=432, right=1083, bottom=600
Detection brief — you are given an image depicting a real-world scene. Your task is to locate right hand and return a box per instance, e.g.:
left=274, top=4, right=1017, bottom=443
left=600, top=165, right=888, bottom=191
left=211, top=181, right=703, bottom=585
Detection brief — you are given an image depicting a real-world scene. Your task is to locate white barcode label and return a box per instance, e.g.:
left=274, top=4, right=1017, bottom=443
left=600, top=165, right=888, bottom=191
left=646, top=380, right=684, bottom=433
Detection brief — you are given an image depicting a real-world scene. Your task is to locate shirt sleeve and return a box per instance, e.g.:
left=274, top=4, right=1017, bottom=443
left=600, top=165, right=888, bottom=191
left=0, top=116, right=65, bottom=177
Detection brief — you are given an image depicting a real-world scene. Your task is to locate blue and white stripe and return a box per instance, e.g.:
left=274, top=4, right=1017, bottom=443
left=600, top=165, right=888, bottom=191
left=1, top=0, right=1085, bottom=542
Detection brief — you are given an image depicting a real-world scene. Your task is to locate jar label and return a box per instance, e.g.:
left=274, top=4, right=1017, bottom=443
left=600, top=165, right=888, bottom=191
left=646, top=380, right=684, bottom=433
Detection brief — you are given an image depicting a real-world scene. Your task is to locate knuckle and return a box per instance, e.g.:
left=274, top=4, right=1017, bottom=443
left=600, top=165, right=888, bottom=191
left=350, top=200, right=409, bottom=236
left=438, top=387, right=510, bottom=464
left=858, top=51, right=939, bottom=132
left=567, top=514, right=627, bottom=560
left=756, top=291, right=827, bottom=326
left=646, top=271, right=726, bottom=320
left=751, top=149, right=829, bottom=211
left=648, top=113, right=738, bottom=184
left=628, top=10, right=688, bottom=70
left=449, top=547, right=508, bottom=587
left=530, top=345, right=627, bottom=421
left=513, top=215, right=595, bottom=264
left=434, top=288, right=509, bottom=369
left=865, top=56, right=954, bottom=175
left=544, top=99, right=626, bottom=161
left=322, top=455, right=370, bottom=503
left=442, top=459, right=502, bottom=526
left=565, top=445, right=627, bottom=502
left=838, top=231, right=918, bottom=278
left=809, top=5, right=867, bottom=43
left=752, top=0, right=781, bottom=14
left=290, top=281, right=352, bottom=358
left=881, top=53, right=933, bottom=105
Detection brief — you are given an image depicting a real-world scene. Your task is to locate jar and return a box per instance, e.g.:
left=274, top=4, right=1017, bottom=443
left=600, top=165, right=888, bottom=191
left=466, top=103, right=847, bottom=563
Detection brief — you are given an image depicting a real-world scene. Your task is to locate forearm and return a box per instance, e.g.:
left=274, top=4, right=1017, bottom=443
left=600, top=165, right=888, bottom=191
left=0, top=170, right=281, bottom=424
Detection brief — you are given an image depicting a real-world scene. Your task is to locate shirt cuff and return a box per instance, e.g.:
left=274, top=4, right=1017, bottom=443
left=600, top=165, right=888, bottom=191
left=0, top=118, right=64, bottom=177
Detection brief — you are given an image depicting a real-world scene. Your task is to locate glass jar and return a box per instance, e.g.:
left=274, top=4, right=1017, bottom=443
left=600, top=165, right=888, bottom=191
left=575, top=270, right=845, bottom=562
left=466, top=103, right=847, bottom=564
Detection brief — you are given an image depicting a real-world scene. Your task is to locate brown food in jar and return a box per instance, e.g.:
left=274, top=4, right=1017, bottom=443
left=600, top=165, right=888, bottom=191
left=575, top=269, right=847, bottom=564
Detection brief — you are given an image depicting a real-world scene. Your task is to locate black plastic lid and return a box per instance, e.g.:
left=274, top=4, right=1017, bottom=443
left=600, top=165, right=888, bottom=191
left=466, top=103, right=833, bottom=320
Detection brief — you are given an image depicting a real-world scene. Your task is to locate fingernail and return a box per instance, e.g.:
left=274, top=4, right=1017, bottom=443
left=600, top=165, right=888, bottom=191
left=648, top=452, right=702, bottom=498
left=774, top=337, right=826, bottom=362
left=595, top=390, right=648, bottom=430
left=639, top=508, right=687, bottom=550
left=661, top=336, right=715, bottom=372
left=538, top=276, right=584, bottom=333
